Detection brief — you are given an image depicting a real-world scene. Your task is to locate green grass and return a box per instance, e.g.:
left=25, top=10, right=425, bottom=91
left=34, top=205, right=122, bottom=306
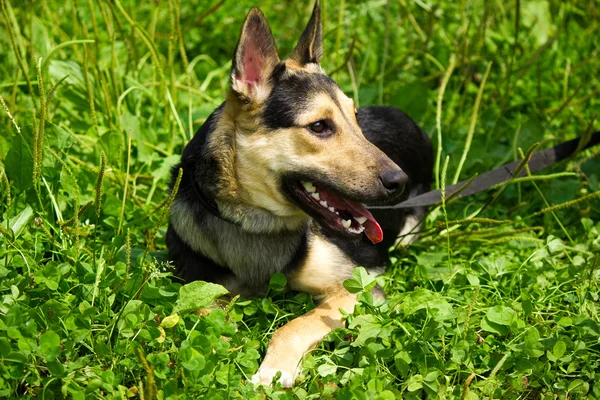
left=1, top=0, right=599, bottom=398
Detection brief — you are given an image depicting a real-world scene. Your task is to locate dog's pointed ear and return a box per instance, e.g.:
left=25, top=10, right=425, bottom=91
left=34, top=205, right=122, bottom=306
left=289, top=0, right=323, bottom=65
left=231, top=8, right=280, bottom=101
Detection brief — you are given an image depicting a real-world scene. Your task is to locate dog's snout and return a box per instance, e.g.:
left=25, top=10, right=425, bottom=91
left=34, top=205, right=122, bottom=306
left=379, top=169, right=408, bottom=194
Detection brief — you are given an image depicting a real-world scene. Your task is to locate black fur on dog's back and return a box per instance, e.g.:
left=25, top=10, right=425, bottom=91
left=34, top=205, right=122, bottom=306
left=359, top=106, right=433, bottom=188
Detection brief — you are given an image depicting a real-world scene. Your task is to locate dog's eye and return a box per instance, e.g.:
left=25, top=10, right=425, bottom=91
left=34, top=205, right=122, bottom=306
left=307, top=120, right=333, bottom=136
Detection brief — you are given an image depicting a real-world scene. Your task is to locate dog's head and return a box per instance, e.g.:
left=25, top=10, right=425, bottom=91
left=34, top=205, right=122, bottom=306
left=212, top=1, right=408, bottom=243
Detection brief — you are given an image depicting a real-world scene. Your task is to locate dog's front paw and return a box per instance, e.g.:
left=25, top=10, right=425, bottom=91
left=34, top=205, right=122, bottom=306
left=251, top=367, right=295, bottom=388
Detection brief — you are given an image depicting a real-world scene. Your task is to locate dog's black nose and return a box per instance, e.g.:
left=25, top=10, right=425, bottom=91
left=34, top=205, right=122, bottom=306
left=380, top=169, right=409, bottom=194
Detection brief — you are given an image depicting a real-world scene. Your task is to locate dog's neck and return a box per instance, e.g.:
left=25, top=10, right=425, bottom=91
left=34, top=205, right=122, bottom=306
left=170, top=197, right=309, bottom=292
left=215, top=198, right=308, bottom=234
left=193, top=169, right=307, bottom=234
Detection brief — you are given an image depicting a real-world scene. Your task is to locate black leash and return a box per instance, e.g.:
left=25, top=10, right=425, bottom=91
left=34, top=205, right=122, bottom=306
left=371, top=131, right=600, bottom=210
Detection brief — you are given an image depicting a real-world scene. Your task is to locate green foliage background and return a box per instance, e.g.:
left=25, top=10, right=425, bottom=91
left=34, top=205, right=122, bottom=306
left=0, top=0, right=599, bottom=398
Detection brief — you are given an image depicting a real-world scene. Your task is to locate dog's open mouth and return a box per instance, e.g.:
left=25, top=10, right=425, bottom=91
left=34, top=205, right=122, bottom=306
left=289, top=181, right=383, bottom=243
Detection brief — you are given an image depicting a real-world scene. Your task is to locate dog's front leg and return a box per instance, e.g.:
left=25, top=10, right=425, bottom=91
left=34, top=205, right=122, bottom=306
left=251, top=286, right=357, bottom=387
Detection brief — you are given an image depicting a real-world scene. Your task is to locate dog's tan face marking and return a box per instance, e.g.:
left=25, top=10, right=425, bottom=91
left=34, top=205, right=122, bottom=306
left=241, top=70, right=398, bottom=202
left=212, top=66, right=401, bottom=227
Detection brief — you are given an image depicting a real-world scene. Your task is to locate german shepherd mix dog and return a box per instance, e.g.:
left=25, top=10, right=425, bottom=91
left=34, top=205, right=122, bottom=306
left=167, top=0, right=433, bottom=387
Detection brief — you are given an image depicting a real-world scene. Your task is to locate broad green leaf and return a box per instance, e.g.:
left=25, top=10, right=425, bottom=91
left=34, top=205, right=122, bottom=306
left=7, top=328, right=20, bottom=339
left=9, top=205, right=33, bottom=238
left=31, top=16, right=50, bottom=55
left=160, top=313, right=180, bottom=328
left=424, top=370, right=440, bottom=382
left=269, top=272, right=287, bottom=293
left=547, top=237, right=564, bottom=253
left=343, top=267, right=376, bottom=294
left=174, top=281, right=228, bottom=314
left=375, top=391, right=396, bottom=400
left=406, top=374, right=423, bottom=392
left=48, top=60, right=86, bottom=89
left=524, top=327, right=544, bottom=358
left=35, top=262, right=61, bottom=291
left=45, top=123, right=75, bottom=151
left=521, top=2, right=552, bottom=46
left=117, top=300, right=144, bottom=333
left=41, top=299, right=71, bottom=320
left=557, top=317, right=572, bottom=327
left=343, top=278, right=362, bottom=294
left=243, top=303, right=258, bottom=316
left=18, top=336, right=34, bottom=352
left=179, top=347, right=205, bottom=371
left=553, top=340, right=566, bottom=359
left=486, top=306, right=516, bottom=326
left=464, top=392, right=479, bottom=400
left=394, top=351, right=412, bottom=377
left=0, top=126, right=9, bottom=159
left=390, top=80, right=430, bottom=122
left=4, top=305, right=23, bottom=328
left=6, top=351, right=28, bottom=364
left=85, top=379, right=103, bottom=394
left=4, top=126, right=34, bottom=192
left=0, top=337, right=11, bottom=356
left=71, top=391, right=85, bottom=400
left=99, top=130, right=124, bottom=166
left=581, top=218, right=594, bottom=232
left=480, top=317, right=509, bottom=336
left=403, top=289, right=455, bottom=321
left=46, top=359, right=66, bottom=377
left=568, top=379, right=589, bottom=395
left=415, top=252, right=446, bottom=267
left=348, top=314, right=381, bottom=346
left=467, top=274, right=480, bottom=286
left=39, top=331, right=61, bottom=361
left=317, top=363, right=337, bottom=377
left=519, top=115, right=545, bottom=149
left=575, top=318, right=600, bottom=337
left=102, top=370, right=115, bottom=385
left=261, top=297, right=276, bottom=314
left=151, top=155, right=180, bottom=181
left=358, top=87, right=378, bottom=107
left=572, top=255, right=585, bottom=267
left=122, top=112, right=156, bottom=161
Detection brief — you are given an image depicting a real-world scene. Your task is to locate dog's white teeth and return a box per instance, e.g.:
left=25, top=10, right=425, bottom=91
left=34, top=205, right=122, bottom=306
left=302, top=181, right=316, bottom=193
left=311, top=192, right=320, bottom=201
left=328, top=206, right=335, bottom=213
left=348, top=226, right=365, bottom=234
left=335, top=211, right=340, bottom=215
left=320, top=200, right=329, bottom=208
left=355, top=216, right=368, bottom=225
left=342, top=219, right=352, bottom=229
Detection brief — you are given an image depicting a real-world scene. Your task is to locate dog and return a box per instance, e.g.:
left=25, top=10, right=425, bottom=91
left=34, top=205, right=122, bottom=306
left=167, top=0, right=433, bottom=387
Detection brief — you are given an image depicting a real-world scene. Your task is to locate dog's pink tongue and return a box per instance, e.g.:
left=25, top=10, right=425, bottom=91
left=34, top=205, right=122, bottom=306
left=343, top=201, right=383, bottom=244
left=364, top=220, right=384, bottom=244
